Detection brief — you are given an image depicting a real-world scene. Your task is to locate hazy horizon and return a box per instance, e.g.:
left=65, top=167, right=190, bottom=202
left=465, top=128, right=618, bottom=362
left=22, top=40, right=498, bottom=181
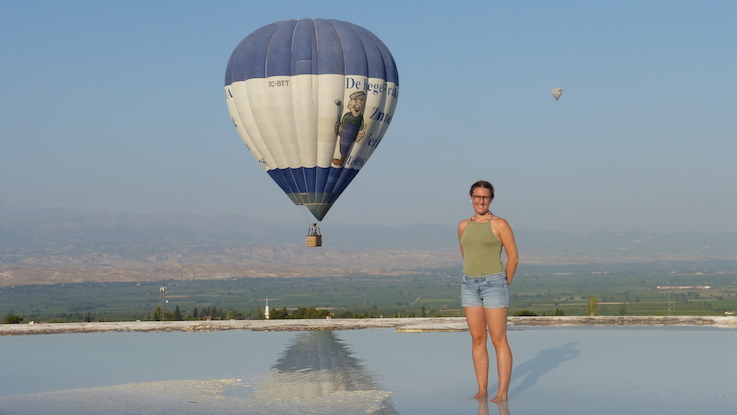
left=3, top=199, right=737, bottom=237
left=2, top=1, right=735, bottom=234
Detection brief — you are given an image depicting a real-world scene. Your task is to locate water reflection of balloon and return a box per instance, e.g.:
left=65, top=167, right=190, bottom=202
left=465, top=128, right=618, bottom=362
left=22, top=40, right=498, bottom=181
left=251, top=331, right=397, bottom=414
left=224, top=19, right=400, bottom=226
left=551, top=87, right=563, bottom=101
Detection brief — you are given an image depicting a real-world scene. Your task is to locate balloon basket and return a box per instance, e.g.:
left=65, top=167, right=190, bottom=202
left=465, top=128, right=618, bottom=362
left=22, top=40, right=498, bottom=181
left=306, top=223, right=322, bottom=247
left=306, top=235, right=322, bottom=247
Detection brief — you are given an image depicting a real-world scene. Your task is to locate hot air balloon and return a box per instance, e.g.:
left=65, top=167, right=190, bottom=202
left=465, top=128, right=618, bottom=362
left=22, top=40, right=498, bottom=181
left=224, top=19, right=399, bottom=246
left=551, top=87, right=563, bottom=101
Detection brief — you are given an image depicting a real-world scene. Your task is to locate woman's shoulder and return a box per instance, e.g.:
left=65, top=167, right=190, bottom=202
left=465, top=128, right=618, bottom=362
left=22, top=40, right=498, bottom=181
left=458, top=218, right=471, bottom=230
left=491, top=215, right=512, bottom=229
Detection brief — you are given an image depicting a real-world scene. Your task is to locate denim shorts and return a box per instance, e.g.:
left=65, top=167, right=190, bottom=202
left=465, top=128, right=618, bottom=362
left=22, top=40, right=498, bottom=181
left=461, top=272, right=509, bottom=308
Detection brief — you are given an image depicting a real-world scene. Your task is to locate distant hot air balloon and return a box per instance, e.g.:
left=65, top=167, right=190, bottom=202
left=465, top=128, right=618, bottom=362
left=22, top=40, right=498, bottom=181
left=551, top=87, right=563, bottom=101
left=224, top=19, right=399, bottom=241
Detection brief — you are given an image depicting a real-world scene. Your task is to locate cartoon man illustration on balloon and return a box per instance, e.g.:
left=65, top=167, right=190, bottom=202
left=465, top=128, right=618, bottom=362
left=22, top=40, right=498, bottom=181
left=333, top=90, right=367, bottom=167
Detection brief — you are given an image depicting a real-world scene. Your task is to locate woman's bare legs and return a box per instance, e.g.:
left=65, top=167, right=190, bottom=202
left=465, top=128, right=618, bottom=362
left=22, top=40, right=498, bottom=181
left=487, top=307, right=512, bottom=402
left=465, top=306, right=490, bottom=398
left=465, top=306, right=512, bottom=401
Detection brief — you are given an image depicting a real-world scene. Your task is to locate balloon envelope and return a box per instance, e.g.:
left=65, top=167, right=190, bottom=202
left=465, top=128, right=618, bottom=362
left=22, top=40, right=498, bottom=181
left=551, top=87, right=563, bottom=100
left=224, top=19, right=399, bottom=221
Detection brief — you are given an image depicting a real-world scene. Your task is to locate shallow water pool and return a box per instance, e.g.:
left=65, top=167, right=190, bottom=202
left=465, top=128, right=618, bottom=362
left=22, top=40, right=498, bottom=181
left=0, top=326, right=734, bottom=414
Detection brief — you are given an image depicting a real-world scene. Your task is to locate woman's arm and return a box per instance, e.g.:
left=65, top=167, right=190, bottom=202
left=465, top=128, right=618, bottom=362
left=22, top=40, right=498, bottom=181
left=495, top=218, right=518, bottom=284
left=457, top=220, right=468, bottom=259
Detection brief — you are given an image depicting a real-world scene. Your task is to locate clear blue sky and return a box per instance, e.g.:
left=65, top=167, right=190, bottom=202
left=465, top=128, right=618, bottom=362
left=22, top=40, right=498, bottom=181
left=1, top=0, right=735, bottom=233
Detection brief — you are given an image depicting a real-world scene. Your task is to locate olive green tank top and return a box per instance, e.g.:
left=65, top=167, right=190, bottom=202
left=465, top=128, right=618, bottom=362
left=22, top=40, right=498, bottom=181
left=460, top=220, right=504, bottom=276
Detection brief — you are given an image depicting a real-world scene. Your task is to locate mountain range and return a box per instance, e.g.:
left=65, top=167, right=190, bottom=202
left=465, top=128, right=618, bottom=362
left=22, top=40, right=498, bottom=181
left=1, top=202, right=735, bottom=286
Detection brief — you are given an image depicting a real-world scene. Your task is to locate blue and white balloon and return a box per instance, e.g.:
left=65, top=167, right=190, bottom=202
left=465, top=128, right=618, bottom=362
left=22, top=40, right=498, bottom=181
left=225, top=19, right=400, bottom=221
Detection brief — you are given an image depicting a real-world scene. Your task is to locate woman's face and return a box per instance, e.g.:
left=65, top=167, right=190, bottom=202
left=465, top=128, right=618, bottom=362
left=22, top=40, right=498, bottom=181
left=470, top=187, right=492, bottom=215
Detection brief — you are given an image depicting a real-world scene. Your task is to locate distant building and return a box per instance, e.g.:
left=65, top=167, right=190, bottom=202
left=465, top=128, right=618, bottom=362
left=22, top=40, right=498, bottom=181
left=656, top=285, right=711, bottom=290
left=265, top=298, right=270, bottom=320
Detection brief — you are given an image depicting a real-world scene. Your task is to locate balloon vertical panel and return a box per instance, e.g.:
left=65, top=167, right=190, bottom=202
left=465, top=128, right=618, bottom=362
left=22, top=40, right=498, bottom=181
left=225, top=19, right=399, bottom=221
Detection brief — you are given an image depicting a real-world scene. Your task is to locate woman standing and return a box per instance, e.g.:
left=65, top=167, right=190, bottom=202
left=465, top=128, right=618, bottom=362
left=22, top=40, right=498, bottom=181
left=458, top=180, right=518, bottom=402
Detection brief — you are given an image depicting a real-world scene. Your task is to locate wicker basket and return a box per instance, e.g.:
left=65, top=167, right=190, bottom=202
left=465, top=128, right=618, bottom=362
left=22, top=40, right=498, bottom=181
left=306, top=235, right=322, bottom=247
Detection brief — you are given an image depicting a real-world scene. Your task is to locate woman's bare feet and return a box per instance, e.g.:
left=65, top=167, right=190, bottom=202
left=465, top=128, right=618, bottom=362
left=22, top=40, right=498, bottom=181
left=473, top=391, right=488, bottom=400
left=490, top=394, right=508, bottom=402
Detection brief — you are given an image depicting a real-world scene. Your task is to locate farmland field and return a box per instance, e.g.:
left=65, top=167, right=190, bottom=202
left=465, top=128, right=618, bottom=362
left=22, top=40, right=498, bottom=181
left=2, top=261, right=736, bottom=323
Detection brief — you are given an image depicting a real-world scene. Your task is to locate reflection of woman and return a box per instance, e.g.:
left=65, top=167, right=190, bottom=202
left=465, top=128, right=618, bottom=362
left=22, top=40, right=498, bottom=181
left=476, top=398, right=511, bottom=415
left=458, top=181, right=518, bottom=402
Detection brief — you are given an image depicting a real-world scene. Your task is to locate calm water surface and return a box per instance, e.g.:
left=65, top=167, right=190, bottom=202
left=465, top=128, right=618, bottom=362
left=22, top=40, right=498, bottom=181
left=0, top=327, right=735, bottom=414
